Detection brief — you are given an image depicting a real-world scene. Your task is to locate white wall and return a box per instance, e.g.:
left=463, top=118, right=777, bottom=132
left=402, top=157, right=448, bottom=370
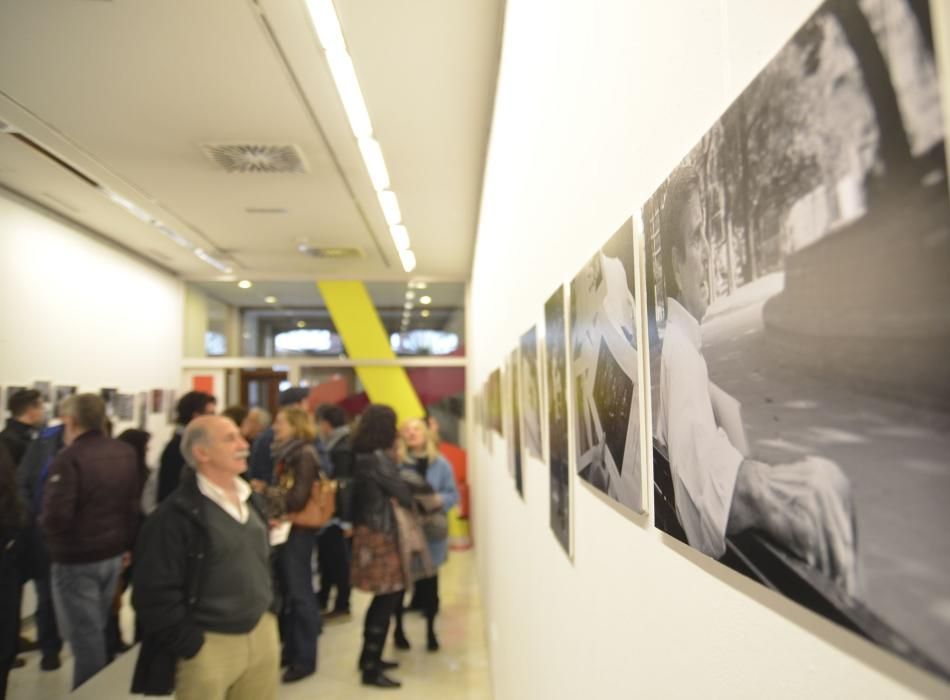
left=0, top=189, right=183, bottom=465
left=468, top=1, right=949, bottom=698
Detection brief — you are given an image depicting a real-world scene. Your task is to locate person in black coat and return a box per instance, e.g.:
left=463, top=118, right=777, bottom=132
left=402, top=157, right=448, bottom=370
left=0, top=444, right=26, bottom=700
left=156, top=392, right=216, bottom=504
left=349, top=405, right=413, bottom=689
left=0, top=389, right=44, bottom=466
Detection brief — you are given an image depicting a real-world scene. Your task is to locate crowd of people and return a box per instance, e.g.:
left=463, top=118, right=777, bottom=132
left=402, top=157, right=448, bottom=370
left=0, top=386, right=460, bottom=698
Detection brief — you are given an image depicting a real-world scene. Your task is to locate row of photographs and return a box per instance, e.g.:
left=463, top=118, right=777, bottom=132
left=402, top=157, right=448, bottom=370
left=3, top=384, right=177, bottom=429
left=474, top=0, right=949, bottom=683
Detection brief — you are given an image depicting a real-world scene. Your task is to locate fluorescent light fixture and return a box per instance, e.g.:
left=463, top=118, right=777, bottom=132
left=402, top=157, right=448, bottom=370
left=103, top=189, right=153, bottom=224
left=358, top=138, right=389, bottom=192
left=304, top=0, right=345, bottom=52
left=264, top=296, right=277, bottom=304
left=419, top=295, right=432, bottom=305
left=238, top=280, right=253, bottom=289
left=325, top=49, right=372, bottom=139
left=378, top=190, right=401, bottom=226
left=193, top=248, right=232, bottom=274
left=399, top=248, right=417, bottom=273
left=389, top=224, right=410, bottom=251
left=421, top=309, right=431, bottom=318
left=155, top=223, right=194, bottom=249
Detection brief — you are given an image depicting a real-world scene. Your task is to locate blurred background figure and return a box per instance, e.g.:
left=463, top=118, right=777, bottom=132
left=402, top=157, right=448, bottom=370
left=157, top=392, right=216, bottom=504
left=248, top=388, right=308, bottom=489
left=0, top=444, right=26, bottom=700
left=393, top=418, right=458, bottom=652
left=221, top=405, right=249, bottom=430
left=241, top=407, right=271, bottom=445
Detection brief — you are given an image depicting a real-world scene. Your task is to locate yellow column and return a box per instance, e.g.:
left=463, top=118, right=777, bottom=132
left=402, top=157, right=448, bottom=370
left=318, top=280, right=424, bottom=423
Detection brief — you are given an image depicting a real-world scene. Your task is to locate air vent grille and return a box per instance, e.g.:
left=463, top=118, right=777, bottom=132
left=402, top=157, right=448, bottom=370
left=201, top=144, right=307, bottom=174
left=297, top=243, right=363, bottom=259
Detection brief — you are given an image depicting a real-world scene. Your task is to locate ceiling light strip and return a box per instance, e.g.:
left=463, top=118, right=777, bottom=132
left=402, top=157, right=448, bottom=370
left=304, top=0, right=417, bottom=273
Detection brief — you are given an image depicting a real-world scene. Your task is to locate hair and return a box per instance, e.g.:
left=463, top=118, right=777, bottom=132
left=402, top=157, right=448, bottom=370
left=278, top=407, right=317, bottom=442
left=247, top=406, right=271, bottom=426
left=60, top=393, right=106, bottom=432
left=222, top=405, right=248, bottom=427
left=180, top=421, right=210, bottom=467
left=8, top=389, right=42, bottom=418
left=175, top=391, right=216, bottom=427
left=315, top=403, right=345, bottom=429
left=658, top=164, right=702, bottom=301
left=351, top=404, right=398, bottom=454
left=398, top=417, right=439, bottom=462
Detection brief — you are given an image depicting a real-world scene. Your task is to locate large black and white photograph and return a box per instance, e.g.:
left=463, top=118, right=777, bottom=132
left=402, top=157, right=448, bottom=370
left=545, top=285, right=572, bottom=557
left=642, top=0, right=949, bottom=679
left=570, top=217, right=646, bottom=514
left=508, top=347, right=524, bottom=498
left=519, top=325, right=544, bottom=461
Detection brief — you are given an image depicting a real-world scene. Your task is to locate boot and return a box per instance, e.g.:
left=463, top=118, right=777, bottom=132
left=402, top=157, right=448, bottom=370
left=426, top=613, right=439, bottom=652
left=393, top=609, right=410, bottom=650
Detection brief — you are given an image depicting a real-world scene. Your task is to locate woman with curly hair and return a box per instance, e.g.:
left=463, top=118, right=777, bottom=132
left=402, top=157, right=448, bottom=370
left=349, top=405, right=414, bottom=689
left=257, top=407, right=322, bottom=684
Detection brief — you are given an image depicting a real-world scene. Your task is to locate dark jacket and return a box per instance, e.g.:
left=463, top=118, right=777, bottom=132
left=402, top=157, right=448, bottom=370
left=351, top=451, right=413, bottom=536
left=40, top=430, right=139, bottom=564
left=15, top=425, right=63, bottom=580
left=262, top=440, right=320, bottom=520
left=327, top=432, right=355, bottom=522
left=247, top=426, right=275, bottom=483
left=0, top=418, right=34, bottom=467
left=156, top=431, right=185, bottom=504
left=131, top=469, right=277, bottom=696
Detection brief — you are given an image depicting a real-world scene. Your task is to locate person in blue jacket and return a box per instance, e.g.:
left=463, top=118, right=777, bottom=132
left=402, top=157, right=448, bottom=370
left=392, top=417, right=459, bottom=652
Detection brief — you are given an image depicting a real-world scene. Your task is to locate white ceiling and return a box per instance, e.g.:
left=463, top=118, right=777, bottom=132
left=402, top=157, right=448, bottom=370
left=0, top=0, right=503, bottom=281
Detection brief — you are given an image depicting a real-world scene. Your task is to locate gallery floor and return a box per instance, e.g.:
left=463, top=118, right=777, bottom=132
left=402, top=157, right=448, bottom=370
left=8, top=550, right=492, bottom=700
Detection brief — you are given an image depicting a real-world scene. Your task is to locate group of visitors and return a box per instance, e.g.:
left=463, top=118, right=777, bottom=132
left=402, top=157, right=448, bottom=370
left=0, top=384, right=459, bottom=698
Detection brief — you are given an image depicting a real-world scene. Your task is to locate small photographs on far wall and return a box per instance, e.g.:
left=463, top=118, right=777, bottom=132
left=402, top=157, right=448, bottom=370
left=544, top=285, right=572, bottom=558
left=519, top=326, right=543, bottom=461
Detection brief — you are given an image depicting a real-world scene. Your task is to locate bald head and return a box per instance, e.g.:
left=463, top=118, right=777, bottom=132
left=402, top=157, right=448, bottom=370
left=181, top=415, right=250, bottom=476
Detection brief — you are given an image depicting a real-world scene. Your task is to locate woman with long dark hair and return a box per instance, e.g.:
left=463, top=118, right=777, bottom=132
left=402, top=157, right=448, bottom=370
left=350, top=405, right=414, bottom=689
left=259, top=407, right=322, bottom=684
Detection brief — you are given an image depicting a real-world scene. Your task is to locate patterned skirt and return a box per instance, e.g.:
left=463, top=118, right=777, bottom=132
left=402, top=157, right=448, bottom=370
left=350, top=525, right=405, bottom=595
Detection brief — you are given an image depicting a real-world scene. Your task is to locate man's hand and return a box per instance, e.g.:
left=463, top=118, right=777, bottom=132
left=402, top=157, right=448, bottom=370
left=728, top=457, right=859, bottom=596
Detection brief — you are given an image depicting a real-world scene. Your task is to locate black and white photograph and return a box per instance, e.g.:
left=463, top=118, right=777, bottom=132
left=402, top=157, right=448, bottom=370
left=150, top=388, right=164, bottom=414
left=100, top=387, right=117, bottom=418
left=165, top=389, right=176, bottom=424
left=508, top=348, right=524, bottom=497
left=642, top=0, right=949, bottom=679
left=137, top=391, right=148, bottom=430
left=488, top=368, right=502, bottom=436
left=545, top=285, right=571, bottom=557
left=570, top=217, right=645, bottom=514
left=519, top=325, right=543, bottom=461
left=115, top=393, right=135, bottom=422
left=52, top=385, right=77, bottom=418
left=32, top=380, right=52, bottom=404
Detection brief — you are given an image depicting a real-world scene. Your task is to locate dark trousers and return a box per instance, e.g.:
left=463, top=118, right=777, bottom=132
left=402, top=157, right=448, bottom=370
left=276, top=526, right=321, bottom=673
left=395, top=574, right=439, bottom=639
left=360, top=591, right=401, bottom=672
left=33, top=575, right=62, bottom=658
left=0, top=543, right=22, bottom=700
left=316, top=525, right=351, bottom=613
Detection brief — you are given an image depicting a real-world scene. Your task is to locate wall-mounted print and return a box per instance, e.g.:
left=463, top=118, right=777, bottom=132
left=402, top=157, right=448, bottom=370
left=165, top=389, right=177, bottom=424
left=545, top=285, right=572, bottom=557
left=519, top=326, right=543, bottom=461
left=115, top=393, right=135, bottom=422
left=488, top=369, right=502, bottom=436
left=508, top=348, right=524, bottom=497
left=100, top=388, right=117, bottom=418
left=137, top=392, right=148, bottom=430
left=150, top=389, right=164, bottom=414
left=32, top=381, right=52, bottom=404
left=570, top=218, right=646, bottom=515
left=642, top=0, right=949, bottom=679
left=52, top=386, right=77, bottom=418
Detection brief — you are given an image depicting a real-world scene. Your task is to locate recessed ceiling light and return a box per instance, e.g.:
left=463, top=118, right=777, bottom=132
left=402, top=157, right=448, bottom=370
left=404, top=301, right=413, bottom=310
left=405, top=290, right=415, bottom=300
left=421, top=309, right=431, bottom=318
left=264, top=296, right=277, bottom=304
left=238, top=280, right=253, bottom=289
left=296, top=320, right=307, bottom=329
left=419, top=295, right=432, bottom=305
left=414, top=282, right=427, bottom=290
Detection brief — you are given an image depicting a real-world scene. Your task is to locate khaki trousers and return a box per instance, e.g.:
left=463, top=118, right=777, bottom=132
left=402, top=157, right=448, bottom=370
left=175, top=613, right=279, bottom=700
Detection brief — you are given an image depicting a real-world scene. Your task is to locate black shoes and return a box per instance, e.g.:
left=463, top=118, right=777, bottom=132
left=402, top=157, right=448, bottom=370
left=282, top=666, right=314, bottom=683
left=361, top=670, right=402, bottom=689
left=427, top=633, right=440, bottom=652
left=18, top=637, right=39, bottom=653
left=393, top=629, right=411, bottom=650
left=40, top=654, right=61, bottom=671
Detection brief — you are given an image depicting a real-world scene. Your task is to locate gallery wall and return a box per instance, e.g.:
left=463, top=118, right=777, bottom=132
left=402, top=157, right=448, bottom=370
left=0, top=188, right=184, bottom=465
left=467, top=1, right=950, bottom=698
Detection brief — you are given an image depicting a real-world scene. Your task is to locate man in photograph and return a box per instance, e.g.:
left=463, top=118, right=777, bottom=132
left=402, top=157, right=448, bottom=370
left=655, top=164, right=860, bottom=595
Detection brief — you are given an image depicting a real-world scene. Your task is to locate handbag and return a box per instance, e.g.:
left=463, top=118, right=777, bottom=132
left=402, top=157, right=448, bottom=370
left=414, top=493, right=448, bottom=541
left=286, top=476, right=337, bottom=529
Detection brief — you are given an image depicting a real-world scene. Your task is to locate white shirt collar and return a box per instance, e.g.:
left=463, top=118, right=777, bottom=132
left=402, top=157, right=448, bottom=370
left=666, top=297, right=703, bottom=351
left=195, top=471, right=252, bottom=523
